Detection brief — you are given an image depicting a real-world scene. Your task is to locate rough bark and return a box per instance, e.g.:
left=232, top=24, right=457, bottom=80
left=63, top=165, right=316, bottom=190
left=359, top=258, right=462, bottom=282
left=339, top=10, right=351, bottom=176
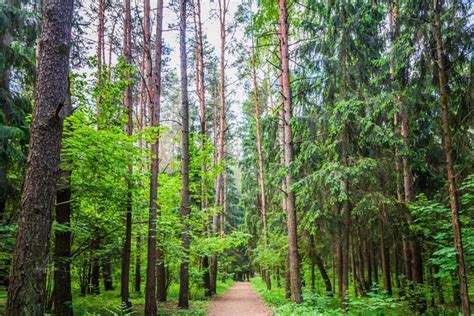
left=432, top=1, right=470, bottom=314
left=178, top=0, right=191, bottom=307
left=278, top=0, right=301, bottom=303
left=5, top=1, right=73, bottom=314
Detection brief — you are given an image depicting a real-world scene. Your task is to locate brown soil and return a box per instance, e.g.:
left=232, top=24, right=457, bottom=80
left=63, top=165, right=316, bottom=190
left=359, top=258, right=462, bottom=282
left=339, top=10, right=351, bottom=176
left=207, top=282, right=272, bottom=316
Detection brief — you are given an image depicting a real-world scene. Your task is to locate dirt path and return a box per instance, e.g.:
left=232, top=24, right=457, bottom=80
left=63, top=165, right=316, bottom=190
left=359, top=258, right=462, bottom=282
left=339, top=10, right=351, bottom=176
left=207, top=282, right=272, bottom=316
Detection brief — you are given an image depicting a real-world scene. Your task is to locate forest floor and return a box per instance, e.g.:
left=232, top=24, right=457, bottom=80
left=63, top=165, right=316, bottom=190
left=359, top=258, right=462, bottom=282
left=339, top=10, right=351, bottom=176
left=207, top=282, right=272, bottom=316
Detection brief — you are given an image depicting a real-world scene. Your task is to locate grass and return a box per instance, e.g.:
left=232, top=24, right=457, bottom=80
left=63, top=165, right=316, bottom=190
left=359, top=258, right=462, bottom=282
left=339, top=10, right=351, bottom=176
left=0, top=279, right=234, bottom=315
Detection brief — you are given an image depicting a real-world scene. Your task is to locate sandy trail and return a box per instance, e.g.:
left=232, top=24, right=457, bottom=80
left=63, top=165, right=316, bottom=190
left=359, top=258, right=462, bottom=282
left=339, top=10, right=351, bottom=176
left=207, top=282, right=272, bottom=316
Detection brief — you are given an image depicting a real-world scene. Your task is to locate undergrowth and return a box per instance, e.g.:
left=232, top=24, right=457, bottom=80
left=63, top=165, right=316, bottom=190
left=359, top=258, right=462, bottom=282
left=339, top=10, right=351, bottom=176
left=251, top=277, right=415, bottom=315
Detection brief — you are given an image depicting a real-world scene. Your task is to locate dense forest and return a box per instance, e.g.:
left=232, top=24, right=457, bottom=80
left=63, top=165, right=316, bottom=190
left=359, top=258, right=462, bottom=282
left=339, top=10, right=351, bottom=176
left=0, top=0, right=473, bottom=315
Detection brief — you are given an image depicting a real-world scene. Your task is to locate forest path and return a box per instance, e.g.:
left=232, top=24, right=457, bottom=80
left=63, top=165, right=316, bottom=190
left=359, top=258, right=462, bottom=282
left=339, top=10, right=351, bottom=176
left=207, top=282, right=272, bottom=316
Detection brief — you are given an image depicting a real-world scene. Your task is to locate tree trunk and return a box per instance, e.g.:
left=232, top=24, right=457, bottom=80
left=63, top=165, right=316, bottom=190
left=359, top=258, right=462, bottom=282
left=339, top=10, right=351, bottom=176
left=5, top=1, right=73, bottom=314
left=315, top=253, right=333, bottom=296
left=120, top=0, right=133, bottom=309
left=210, top=0, right=229, bottom=296
left=432, top=264, right=444, bottom=304
left=155, top=0, right=166, bottom=305
left=432, top=2, right=470, bottom=314
left=309, top=234, right=316, bottom=291
left=157, top=248, right=167, bottom=301
left=91, top=236, right=101, bottom=295
left=135, top=234, right=141, bottom=293
left=380, top=218, right=392, bottom=295
left=252, top=36, right=271, bottom=290
left=102, top=256, right=113, bottom=291
left=97, top=0, right=105, bottom=71
left=178, top=0, right=191, bottom=307
left=203, top=253, right=211, bottom=297
left=278, top=0, right=301, bottom=303
left=53, top=172, right=73, bottom=316
left=192, top=0, right=212, bottom=297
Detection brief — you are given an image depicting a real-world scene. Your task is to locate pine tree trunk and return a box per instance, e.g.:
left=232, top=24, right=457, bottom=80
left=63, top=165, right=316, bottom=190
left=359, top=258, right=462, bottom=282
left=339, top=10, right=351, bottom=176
left=120, top=0, right=133, bottom=309
left=157, top=248, right=167, bottom=301
left=155, top=0, right=166, bottom=304
left=278, top=0, right=301, bottom=303
left=192, top=0, right=212, bottom=297
left=5, top=1, right=73, bottom=314
left=251, top=40, right=271, bottom=289
left=432, top=2, right=470, bottom=314
left=178, top=0, right=191, bottom=307
left=53, top=172, right=73, bottom=316
left=143, top=0, right=156, bottom=312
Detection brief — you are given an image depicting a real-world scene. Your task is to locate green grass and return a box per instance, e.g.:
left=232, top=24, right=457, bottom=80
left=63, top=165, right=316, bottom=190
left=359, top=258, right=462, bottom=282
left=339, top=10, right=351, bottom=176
left=0, top=279, right=234, bottom=315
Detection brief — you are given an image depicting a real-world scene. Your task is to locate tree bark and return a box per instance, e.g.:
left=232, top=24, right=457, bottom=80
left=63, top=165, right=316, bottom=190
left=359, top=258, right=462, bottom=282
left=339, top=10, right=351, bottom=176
left=278, top=0, right=301, bottom=303
left=120, top=0, right=133, bottom=309
left=53, top=172, right=73, bottom=316
left=5, top=1, right=73, bottom=314
left=432, top=2, right=470, bottom=314
left=157, top=248, right=167, bottom=301
left=178, top=0, right=191, bottom=307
